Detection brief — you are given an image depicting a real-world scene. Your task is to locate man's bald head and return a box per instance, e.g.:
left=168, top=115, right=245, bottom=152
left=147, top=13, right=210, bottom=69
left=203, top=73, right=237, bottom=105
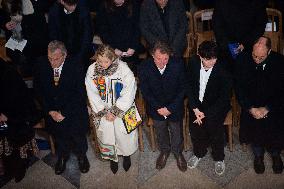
left=252, top=37, right=271, bottom=64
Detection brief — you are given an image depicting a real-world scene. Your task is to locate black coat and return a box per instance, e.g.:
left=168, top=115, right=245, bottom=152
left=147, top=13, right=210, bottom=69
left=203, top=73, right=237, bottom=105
left=140, top=0, right=188, bottom=57
left=48, top=2, right=93, bottom=65
left=186, top=55, right=232, bottom=120
left=234, top=51, right=284, bottom=145
left=138, top=57, right=185, bottom=121
left=34, top=56, right=89, bottom=136
left=0, top=0, right=49, bottom=57
left=0, top=58, right=38, bottom=146
left=234, top=51, right=284, bottom=112
left=96, top=1, right=140, bottom=52
left=212, top=0, right=267, bottom=51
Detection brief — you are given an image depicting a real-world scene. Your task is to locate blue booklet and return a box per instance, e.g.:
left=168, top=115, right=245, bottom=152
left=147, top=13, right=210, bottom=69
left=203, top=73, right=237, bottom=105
left=228, top=43, right=240, bottom=59
left=115, top=82, right=123, bottom=100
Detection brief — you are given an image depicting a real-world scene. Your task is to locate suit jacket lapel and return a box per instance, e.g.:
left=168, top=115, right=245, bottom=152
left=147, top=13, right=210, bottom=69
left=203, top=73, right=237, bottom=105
left=57, top=60, right=69, bottom=90
left=194, top=61, right=201, bottom=97
left=202, top=65, right=218, bottom=103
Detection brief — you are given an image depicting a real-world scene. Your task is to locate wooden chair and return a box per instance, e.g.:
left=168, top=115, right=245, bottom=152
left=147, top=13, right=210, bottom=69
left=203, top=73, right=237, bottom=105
left=135, top=86, right=146, bottom=151
left=183, top=11, right=195, bottom=59
left=193, top=9, right=215, bottom=48
left=33, top=119, right=56, bottom=155
left=0, top=37, right=10, bottom=61
left=146, top=99, right=191, bottom=152
left=264, top=8, right=283, bottom=53
left=139, top=37, right=148, bottom=60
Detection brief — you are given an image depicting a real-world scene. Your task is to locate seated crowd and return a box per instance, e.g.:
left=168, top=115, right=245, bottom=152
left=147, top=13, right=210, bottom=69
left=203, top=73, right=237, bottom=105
left=0, top=0, right=284, bottom=184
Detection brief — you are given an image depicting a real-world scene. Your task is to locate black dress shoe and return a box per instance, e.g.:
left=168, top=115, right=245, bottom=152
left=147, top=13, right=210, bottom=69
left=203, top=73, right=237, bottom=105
left=14, top=168, right=26, bottom=183
left=55, top=158, right=68, bottom=175
left=156, top=152, right=170, bottom=170
left=78, top=156, right=90, bottom=173
left=174, top=153, right=187, bottom=172
left=110, top=160, right=118, bottom=174
left=254, top=156, right=265, bottom=174
left=123, top=156, right=131, bottom=172
left=272, top=155, right=283, bottom=174
left=14, top=158, right=28, bottom=182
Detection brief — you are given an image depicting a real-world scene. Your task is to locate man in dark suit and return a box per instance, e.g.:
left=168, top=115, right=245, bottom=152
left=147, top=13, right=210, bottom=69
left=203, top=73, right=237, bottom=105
left=186, top=41, right=232, bottom=176
left=35, top=40, right=90, bottom=175
left=234, top=36, right=284, bottom=174
left=140, top=0, right=188, bottom=57
left=138, top=41, right=187, bottom=172
left=48, top=0, right=93, bottom=69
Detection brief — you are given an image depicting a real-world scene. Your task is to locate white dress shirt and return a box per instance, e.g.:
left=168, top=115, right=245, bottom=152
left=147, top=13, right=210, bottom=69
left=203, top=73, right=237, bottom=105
left=157, top=65, right=167, bottom=75
left=199, top=63, right=213, bottom=102
left=53, top=62, right=65, bottom=79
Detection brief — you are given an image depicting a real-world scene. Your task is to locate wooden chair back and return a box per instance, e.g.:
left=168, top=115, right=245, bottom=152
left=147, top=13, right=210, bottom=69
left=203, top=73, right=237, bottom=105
left=183, top=11, right=195, bottom=58
left=264, top=8, right=283, bottom=53
left=193, top=9, right=215, bottom=48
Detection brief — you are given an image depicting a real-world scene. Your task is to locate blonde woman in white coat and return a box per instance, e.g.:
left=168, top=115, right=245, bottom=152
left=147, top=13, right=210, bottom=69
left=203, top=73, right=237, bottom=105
left=85, top=44, right=139, bottom=174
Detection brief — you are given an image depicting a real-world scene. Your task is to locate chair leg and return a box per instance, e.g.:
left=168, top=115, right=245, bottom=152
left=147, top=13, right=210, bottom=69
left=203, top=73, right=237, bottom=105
left=138, top=124, right=144, bottom=151
left=49, top=135, right=56, bottom=155
left=182, top=116, right=188, bottom=151
left=242, top=143, right=247, bottom=152
left=227, top=124, right=233, bottom=152
left=148, top=118, right=156, bottom=152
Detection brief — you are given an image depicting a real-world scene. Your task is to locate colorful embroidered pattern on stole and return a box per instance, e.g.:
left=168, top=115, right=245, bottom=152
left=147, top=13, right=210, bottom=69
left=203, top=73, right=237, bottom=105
left=123, top=106, right=141, bottom=134
left=93, top=77, right=106, bottom=100
left=97, top=139, right=118, bottom=161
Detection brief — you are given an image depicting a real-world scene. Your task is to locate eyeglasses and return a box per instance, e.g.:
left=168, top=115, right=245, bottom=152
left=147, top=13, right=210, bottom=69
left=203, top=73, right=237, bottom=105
left=252, top=53, right=268, bottom=62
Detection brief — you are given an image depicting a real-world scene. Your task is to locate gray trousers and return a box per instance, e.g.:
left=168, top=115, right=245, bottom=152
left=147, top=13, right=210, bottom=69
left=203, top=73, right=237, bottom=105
left=153, top=120, right=183, bottom=155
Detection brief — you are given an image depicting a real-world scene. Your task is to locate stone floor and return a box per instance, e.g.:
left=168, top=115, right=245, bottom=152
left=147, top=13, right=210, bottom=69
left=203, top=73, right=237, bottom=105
left=1, top=127, right=284, bottom=189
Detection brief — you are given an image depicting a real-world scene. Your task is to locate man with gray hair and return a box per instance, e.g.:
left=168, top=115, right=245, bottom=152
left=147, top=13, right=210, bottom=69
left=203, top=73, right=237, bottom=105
left=35, top=40, right=90, bottom=175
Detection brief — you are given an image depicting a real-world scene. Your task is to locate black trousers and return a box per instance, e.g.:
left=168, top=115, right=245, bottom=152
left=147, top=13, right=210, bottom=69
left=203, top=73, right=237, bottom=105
left=3, top=150, right=28, bottom=179
left=240, top=110, right=283, bottom=151
left=53, top=132, right=88, bottom=159
left=153, top=120, right=183, bottom=155
left=189, top=115, right=226, bottom=161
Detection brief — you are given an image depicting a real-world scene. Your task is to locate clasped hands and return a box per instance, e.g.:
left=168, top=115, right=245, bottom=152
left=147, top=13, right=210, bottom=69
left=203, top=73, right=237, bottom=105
left=249, top=107, right=269, bottom=119
left=49, top=111, right=65, bottom=123
left=0, top=113, right=8, bottom=122
left=114, top=48, right=135, bottom=57
left=193, top=108, right=205, bottom=126
left=157, top=107, right=171, bottom=117
left=105, top=112, right=116, bottom=122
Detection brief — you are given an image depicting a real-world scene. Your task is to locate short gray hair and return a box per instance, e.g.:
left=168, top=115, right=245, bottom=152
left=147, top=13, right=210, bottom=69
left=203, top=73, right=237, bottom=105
left=48, top=40, right=67, bottom=55
left=151, top=41, right=172, bottom=55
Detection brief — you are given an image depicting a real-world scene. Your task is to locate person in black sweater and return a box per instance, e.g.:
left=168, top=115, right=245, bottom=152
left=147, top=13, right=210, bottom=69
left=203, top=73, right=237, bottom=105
left=96, top=0, right=140, bottom=74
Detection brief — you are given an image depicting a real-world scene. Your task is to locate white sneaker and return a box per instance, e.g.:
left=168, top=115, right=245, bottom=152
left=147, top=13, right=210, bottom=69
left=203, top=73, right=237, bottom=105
left=215, top=161, right=225, bottom=176
left=187, top=155, right=201, bottom=169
